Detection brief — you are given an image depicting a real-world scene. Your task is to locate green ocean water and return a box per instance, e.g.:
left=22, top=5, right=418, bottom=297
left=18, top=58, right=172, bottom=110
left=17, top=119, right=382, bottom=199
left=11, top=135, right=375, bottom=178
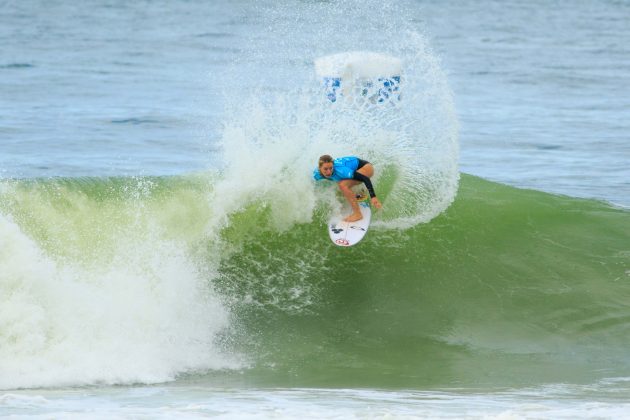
left=1, top=173, right=629, bottom=390
left=218, top=174, right=630, bottom=388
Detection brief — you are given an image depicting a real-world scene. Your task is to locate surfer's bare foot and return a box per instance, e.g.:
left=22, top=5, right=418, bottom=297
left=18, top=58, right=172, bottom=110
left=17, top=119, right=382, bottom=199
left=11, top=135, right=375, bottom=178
left=344, top=212, right=363, bottom=222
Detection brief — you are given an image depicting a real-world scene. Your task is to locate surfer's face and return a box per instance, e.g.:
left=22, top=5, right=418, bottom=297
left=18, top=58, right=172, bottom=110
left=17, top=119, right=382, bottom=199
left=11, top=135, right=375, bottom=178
left=319, top=162, right=333, bottom=178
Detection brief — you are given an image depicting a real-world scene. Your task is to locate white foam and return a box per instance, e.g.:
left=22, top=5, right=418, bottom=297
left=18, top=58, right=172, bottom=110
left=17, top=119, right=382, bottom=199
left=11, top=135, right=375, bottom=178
left=314, top=51, right=402, bottom=78
left=4, top=386, right=630, bottom=419
left=0, top=213, right=241, bottom=390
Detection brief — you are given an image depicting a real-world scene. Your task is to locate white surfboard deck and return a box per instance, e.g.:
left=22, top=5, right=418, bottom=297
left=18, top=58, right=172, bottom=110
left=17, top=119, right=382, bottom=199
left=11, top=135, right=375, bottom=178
left=328, top=191, right=371, bottom=247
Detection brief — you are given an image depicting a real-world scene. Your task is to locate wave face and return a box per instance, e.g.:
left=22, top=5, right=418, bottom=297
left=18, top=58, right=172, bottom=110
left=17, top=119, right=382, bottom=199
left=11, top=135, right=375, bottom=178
left=1, top=174, right=629, bottom=389
left=216, top=174, right=630, bottom=388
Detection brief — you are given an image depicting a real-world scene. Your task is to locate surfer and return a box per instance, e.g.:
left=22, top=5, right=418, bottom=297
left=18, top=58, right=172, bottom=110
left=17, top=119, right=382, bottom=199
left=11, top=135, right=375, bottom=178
left=313, top=155, right=382, bottom=222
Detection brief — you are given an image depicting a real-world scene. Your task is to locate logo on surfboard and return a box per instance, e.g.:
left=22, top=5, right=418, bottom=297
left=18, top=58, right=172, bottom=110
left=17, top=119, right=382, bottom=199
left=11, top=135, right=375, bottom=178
left=330, top=225, right=344, bottom=234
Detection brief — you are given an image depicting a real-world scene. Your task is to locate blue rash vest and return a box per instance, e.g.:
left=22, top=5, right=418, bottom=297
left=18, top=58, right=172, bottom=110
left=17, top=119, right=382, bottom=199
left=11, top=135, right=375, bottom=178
left=313, top=156, right=377, bottom=198
left=313, top=156, right=359, bottom=182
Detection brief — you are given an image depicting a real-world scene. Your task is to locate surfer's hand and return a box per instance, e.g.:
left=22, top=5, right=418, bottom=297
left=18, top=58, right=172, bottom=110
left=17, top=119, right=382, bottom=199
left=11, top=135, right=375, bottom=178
left=371, top=197, right=382, bottom=209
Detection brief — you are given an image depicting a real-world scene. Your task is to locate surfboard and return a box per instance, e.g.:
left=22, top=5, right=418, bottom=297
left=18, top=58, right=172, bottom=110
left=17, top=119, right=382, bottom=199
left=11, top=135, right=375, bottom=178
left=328, top=191, right=371, bottom=247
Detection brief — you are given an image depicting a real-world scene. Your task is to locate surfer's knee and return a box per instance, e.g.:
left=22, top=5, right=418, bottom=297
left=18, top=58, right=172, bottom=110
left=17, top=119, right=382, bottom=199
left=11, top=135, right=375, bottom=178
left=338, top=181, right=351, bottom=192
left=357, top=163, right=374, bottom=178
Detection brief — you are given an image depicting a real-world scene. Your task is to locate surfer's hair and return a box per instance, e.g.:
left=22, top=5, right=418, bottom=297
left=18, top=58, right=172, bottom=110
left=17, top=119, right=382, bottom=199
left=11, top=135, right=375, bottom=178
left=318, top=155, right=333, bottom=167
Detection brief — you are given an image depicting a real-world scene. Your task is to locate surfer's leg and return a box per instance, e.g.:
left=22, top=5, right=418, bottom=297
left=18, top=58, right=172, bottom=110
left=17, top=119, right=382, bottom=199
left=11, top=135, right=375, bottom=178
left=355, top=162, right=374, bottom=178
left=338, top=179, right=363, bottom=222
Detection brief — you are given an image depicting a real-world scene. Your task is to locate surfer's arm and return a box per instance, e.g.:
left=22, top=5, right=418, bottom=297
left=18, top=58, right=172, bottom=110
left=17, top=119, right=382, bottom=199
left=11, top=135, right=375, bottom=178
left=352, top=172, right=376, bottom=198
left=352, top=172, right=382, bottom=209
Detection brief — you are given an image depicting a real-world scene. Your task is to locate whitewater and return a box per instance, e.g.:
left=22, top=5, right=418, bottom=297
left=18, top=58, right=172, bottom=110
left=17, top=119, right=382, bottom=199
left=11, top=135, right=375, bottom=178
left=2, top=0, right=630, bottom=418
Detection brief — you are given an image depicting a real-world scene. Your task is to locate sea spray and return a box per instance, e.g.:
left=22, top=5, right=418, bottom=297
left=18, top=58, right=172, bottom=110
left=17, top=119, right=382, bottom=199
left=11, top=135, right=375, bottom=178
left=199, top=0, right=461, bottom=322
left=214, top=0, right=459, bottom=230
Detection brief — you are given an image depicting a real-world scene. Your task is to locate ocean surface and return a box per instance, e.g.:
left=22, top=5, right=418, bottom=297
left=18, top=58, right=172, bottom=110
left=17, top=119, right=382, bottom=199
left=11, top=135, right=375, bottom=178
left=1, top=0, right=630, bottom=418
